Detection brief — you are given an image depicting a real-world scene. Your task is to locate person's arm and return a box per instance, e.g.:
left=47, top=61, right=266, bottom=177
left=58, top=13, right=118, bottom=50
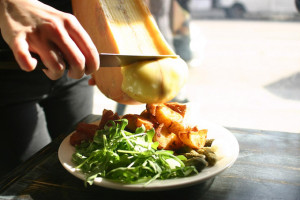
left=0, top=0, right=99, bottom=80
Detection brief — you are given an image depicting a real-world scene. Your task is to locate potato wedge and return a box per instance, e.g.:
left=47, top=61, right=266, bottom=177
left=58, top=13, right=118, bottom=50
left=76, top=122, right=99, bottom=139
left=152, top=104, right=183, bottom=128
left=122, top=114, right=154, bottom=132
left=168, top=120, right=186, bottom=135
left=154, top=124, right=184, bottom=150
left=140, top=109, right=149, bottom=118
left=99, top=109, right=120, bottom=129
left=140, top=109, right=159, bottom=125
left=146, top=103, right=158, bottom=116
left=70, top=123, right=99, bottom=146
left=70, top=131, right=88, bottom=146
left=178, top=128, right=207, bottom=149
left=165, top=102, right=187, bottom=117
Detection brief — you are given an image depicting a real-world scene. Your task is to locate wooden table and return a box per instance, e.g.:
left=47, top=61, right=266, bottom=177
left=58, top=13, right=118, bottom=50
left=0, top=115, right=299, bottom=200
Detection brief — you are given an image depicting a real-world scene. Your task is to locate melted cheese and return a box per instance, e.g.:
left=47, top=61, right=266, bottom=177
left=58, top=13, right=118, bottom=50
left=122, top=58, right=188, bottom=103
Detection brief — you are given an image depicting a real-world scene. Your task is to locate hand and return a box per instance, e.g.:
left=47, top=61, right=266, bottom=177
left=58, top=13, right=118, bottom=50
left=0, top=0, right=99, bottom=80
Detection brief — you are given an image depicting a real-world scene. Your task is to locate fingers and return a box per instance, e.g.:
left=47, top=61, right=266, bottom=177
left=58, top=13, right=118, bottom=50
left=39, top=45, right=66, bottom=80
left=49, top=14, right=99, bottom=79
left=27, top=20, right=86, bottom=79
left=64, top=14, right=99, bottom=75
left=51, top=28, right=86, bottom=79
left=9, top=27, right=67, bottom=80
left=11, top=35, right=38, bottom=71
left=27, top=33, right=67, bottom=80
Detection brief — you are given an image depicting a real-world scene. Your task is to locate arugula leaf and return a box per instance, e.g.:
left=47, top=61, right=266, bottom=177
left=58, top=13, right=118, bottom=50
left=72, top=119, right=198, bottom=185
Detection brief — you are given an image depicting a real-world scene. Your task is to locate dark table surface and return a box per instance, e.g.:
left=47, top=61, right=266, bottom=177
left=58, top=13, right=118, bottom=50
left=0, top=114, right=299, bottom=200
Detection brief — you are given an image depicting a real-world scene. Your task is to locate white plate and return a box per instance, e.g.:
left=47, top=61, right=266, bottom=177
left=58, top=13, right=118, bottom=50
left=58, top=118, right=239, bottom=191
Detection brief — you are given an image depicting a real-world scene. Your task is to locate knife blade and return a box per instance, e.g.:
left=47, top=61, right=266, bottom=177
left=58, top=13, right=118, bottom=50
left=99, top=53, right=178, bottom=67
left=0, top=50, right=178, bottom=70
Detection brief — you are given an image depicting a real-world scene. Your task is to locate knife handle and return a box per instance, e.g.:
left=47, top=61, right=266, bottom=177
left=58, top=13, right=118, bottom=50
left=0, top=49, right=46, bottom=70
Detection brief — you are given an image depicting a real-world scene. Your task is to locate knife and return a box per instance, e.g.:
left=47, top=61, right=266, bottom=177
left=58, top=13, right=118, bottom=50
left=99, top=53, right=178, bottom=67
left=0, top=50, right=178, bottom=70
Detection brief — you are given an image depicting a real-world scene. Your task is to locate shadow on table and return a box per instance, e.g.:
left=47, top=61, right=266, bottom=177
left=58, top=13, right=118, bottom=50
left=22, top=159, right=215, bottom=200
left=83, top=179, right=213, bottom=200
left=265, top=71, right=300, bottom=101
left=56, top=178, right=214, bottom=200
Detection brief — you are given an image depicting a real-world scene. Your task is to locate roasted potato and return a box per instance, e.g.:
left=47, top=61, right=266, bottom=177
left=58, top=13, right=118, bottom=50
left=70, top=123, right=99, bottom=146
left=76, top=122, right=99, bottom=138
left=71, top=103, right=209, bottom=152
left=178, top=128, right=207, bottom=149
left=70, top=131, right=89, bottom=146
left=154, top=124, right=184, bottom=150
left=122, top=114, right=154, bottom=132
left=168, top=120, right=186, bottom=135
left=165, top=102, right=187, bottom=117
left=140, top=109, right=159, bottom=125
left=98, top=109, right=120, bottom=129
left=146, top=103, right=158, bottom=116
left=148, top=104, right=183, bottom=128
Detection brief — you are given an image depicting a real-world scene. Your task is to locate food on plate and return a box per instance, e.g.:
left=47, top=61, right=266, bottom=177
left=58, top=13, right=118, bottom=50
left=144, top=103, right=207, bottom=150
left=178, top=128, right=207, bottom=149
left=197, top=147, right=218, bottom=166
left=70, top=109, right=120, bottom=146
left=70, top=123, right=99, bottom=146
left=121, top=114, right=154, bottom=132
left=70, top=103, right=218, bottom=185
left=72, top=0, right=188, bottom=105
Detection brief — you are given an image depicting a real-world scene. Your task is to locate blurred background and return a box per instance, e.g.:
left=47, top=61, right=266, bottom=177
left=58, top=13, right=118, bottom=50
left=93, top=0, right=300, bottom=133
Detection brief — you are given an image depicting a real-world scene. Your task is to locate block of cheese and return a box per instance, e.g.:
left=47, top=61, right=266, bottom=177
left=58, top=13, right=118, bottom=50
left=72, top=0, right=188, bottom=104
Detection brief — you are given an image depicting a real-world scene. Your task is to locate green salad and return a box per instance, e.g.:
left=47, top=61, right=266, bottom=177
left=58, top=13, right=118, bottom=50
left=72, top=119, right=199, bottom=186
